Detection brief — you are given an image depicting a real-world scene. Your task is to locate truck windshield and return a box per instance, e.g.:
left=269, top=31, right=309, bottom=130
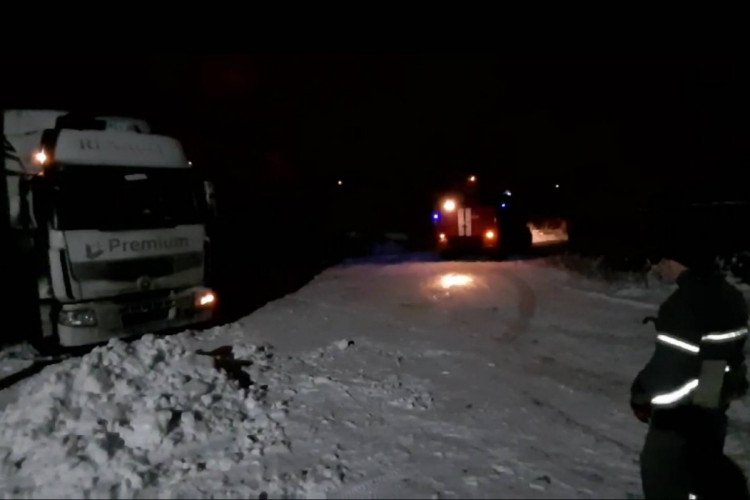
left=48, top=165, right=206, bottom=231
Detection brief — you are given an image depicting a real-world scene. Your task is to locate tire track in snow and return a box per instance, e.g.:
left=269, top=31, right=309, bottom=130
left=561, top=286, right=657, bottom=311
left=290, top=265, right=539, bottom=351
left=493, top=269, right=537, bottom=342
left=522, top=389, right=638, bottom=456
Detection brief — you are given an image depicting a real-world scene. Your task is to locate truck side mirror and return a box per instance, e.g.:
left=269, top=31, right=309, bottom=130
left=204, top=180, right=218, bottom=217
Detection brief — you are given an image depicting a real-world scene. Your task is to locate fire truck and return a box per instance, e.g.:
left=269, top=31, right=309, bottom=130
left=432, top=175, right=532, bottom=257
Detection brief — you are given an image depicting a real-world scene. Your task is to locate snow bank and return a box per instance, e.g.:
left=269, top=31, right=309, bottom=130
left=0, top=344, right=37, bottom=380
left=0, top=334, right=291, bottom=499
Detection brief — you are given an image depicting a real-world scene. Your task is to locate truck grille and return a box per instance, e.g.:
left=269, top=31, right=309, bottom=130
left=121, top=297, right=175, bottom=327
left=71, top=252, right=203, bottom=281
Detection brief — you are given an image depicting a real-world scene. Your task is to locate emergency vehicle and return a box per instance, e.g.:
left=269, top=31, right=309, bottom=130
left=432, top=175, right=531, bottom=257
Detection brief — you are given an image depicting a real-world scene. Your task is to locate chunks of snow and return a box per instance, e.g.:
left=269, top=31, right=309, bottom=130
left=0, top=334, right=289, bottom=498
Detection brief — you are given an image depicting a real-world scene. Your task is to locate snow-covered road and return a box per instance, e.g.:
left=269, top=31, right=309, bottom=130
left=2, top=258, right=749, bottom=498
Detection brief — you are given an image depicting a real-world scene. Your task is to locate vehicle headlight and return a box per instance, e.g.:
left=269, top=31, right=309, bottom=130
left=195, top=290, right=217, bottom=308
left=59, top=309, right=97, bottom=327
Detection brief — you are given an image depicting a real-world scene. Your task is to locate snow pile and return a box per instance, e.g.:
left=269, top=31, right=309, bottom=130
left=0, top=343, right=37, bottom=379
left=0, top=334, right=291, bottom=499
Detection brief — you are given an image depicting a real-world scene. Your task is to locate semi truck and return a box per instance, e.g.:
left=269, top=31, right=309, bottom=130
left=2, top=110, right=216, bottom=348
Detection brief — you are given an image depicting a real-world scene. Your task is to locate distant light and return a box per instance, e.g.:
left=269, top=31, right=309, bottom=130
left=338, top=180, right=343, bottom=186
left=555, top=184, right=560, bottom=189
left=504, top=190, right=512, bottom=196
left=501, top=203, right=507, bottom=209
left=33, top=150, right=48, bottom=165
left=188, top=161, right=193, bottom=166
left=442, top=199, right=457, bottom=212
left=440, top=273, right=474, bottom=289
left=439, top=233, right=447, bottom=243
left=484, top=230, right=495, bottom=240
left=432, top=212, right=440, bottom=221
left=469, top=175, right=477, bottom=183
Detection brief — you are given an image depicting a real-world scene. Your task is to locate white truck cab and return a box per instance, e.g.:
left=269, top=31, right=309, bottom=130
left=2, top=110, right=216, bottom=347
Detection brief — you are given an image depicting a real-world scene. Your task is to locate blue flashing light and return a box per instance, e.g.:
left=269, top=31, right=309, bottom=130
left=432, top=211, right=440, bottom=223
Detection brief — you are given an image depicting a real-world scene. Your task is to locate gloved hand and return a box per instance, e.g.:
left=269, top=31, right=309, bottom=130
left=630, top=400, right=651, bottom=423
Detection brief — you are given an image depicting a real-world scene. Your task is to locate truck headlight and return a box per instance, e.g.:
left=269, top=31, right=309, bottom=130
left=196, top=290, right=217, bottom=308
left=59, top=309, right=97, bottom=327
left=33, top=149, right=49, bottom=165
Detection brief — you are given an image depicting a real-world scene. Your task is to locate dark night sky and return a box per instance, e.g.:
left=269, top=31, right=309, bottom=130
left=3, top=55, right=749, bottom=233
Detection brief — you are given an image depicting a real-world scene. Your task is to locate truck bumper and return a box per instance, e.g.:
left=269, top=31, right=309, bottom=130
left=57, top=286, right=215, bottom=347
left=439, top=236, right=499, bottom=252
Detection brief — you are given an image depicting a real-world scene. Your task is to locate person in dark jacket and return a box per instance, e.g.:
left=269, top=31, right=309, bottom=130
left=631, top=248, right=749, bottom=499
